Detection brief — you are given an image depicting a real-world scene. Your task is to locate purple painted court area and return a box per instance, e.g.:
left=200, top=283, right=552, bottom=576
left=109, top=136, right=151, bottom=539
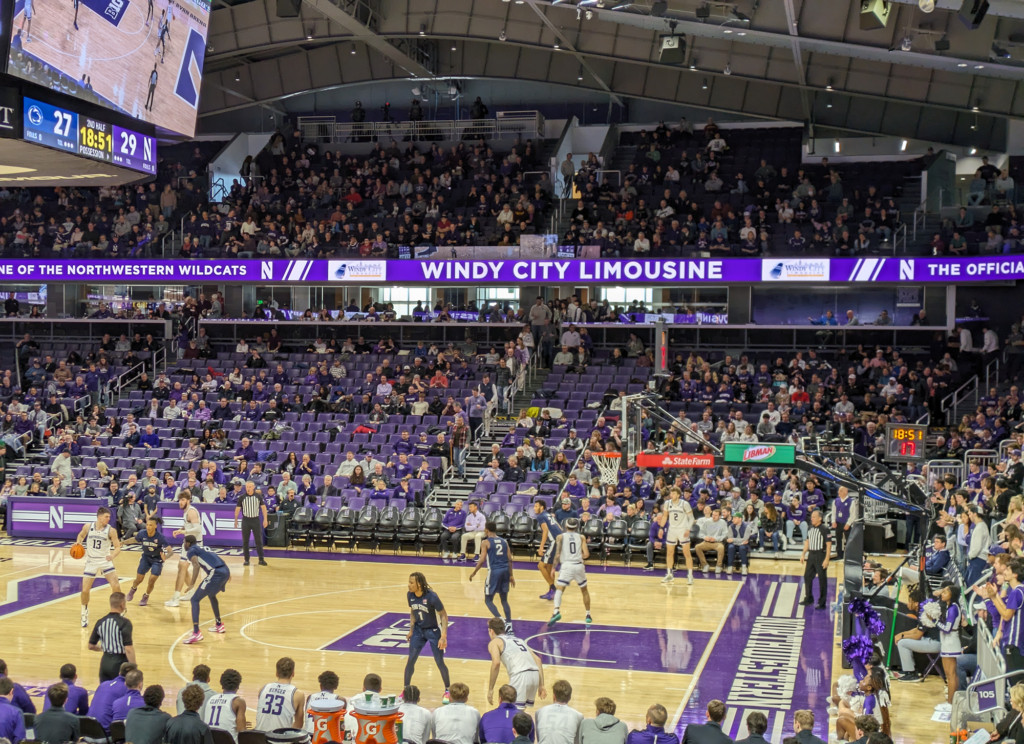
left=323, top=612, right=709, bottom=675
left=676, top=574, right=836, bottom=743
left=0, top=574, right=84, bottom=617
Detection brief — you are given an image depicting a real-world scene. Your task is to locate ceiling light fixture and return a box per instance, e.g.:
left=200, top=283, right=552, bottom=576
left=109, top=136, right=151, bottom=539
left=737, top=31, right=746, bottom=35
left=235, top=72, right=241, bottom=81
left=702, top=77, right=708, bottom=89
left=419, top=23, right=426, bottom=35
left=724, top=28, right=733, bottom=33
left=723, top=64, right=731, bottom=75
left=970, top=148, right=977, bottom=155
left=585, top=9, right=593, bottom=18
left=554, top=42, right=560, bottom=48
left=499, top=27, right=506, bottom=40
left=900, top=140, right=908, bottom=151
left=975, top=64, right=985, bottom=68
left=826, top=97, right=832, bottom=108
left=351, top=43, right=357, bottom=54
left=826, top=78, right=833, bottom=90
left=900, top=35, right=912, bottom=52
left=411, top=86, right=422, bottom=96
left=834, top=140, right=841, bottom=153
left=451, top=42, right=456, bottom=50
left=957, top=62, right=968, bottom=67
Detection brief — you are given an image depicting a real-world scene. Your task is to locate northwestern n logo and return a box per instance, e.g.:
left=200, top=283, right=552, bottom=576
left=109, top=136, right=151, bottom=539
left=201, top=512, right=218, bottom=536
left=174, top=28, right=207, bottom=108
left=48, top=506, right=64, bottom=530
left=900, top=260, right=914, bottom=281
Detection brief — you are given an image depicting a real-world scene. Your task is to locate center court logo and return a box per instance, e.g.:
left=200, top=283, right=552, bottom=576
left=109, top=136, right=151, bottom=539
left=327, top=260, right=387, bottom=282
left=761, top=258, right=830, bottom=282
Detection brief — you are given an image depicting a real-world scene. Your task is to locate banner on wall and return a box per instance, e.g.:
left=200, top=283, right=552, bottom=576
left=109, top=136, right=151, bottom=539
left=4, top=256, right=1024, bottom=284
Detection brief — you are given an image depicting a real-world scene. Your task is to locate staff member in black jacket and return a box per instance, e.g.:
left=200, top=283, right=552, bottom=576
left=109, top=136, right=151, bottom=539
left=234, top=481, right=268, bottom=567
left=800, top=510, right=832, bottom=610
left=33, top=684, right=80, bottom=744
left=88, top=593, right=135, bottom=682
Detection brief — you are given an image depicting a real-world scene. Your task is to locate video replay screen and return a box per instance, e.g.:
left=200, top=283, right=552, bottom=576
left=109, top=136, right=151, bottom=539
left=5, top=0, right=210, bottom=136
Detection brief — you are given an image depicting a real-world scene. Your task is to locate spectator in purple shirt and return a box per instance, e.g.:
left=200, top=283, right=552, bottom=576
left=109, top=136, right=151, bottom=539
left=0, top=660, right=35, bottom=714
left=139, top=425, right=160, bottom=449
left=233, top=437, right=256, bottom=462
left=626, top=704, right=679, bottom=744
left=112, top=669, right=146, bottom=722
left=43, top=664, right=89, bottom=715
left=88, top=662, right=135, bottom=729
left=600, top=495, right=622, bottom=521
left=440, top=500, right=466, bottom=558
left=564, top=474, right=587, bottom=500
left=480, top=685, right=534, bottom=743
left=394, top=430, right=414, bottom=455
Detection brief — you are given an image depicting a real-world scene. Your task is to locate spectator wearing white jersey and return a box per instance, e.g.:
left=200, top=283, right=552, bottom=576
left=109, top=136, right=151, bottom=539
left=431, top=682, right=480, bottom=744
left=399, top=686, right=433, bottom=744
left=536, top=680, right=584, bottom=744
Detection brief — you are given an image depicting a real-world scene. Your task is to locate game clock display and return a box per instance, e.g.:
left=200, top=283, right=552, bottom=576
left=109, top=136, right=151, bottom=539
left=884, top=423, right=927, bottom=463
left=22, top=97, right=156, bottom=175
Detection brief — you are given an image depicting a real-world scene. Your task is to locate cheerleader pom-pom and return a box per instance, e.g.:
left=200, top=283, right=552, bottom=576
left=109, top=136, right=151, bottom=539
left=848, top=596, right=871, bottom=616
left=842, top=635, right=875, bottom=666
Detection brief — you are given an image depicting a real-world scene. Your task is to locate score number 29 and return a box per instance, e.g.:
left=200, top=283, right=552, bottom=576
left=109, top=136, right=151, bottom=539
left=119, top=131, right=139, bottom=155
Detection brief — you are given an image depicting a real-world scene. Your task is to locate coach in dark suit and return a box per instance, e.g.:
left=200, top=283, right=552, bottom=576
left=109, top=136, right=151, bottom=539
left=733, top=712, right=770, bottom=744
left=793, top=711, right=827, bottom=744
left=33, top=684, right=80, bottom=744
left=682, top=700, right=733, bottom=744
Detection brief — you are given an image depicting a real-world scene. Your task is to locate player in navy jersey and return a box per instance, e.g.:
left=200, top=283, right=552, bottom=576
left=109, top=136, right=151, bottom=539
left=181, top=535, right=230, bottom=645
left=533, top=502, right=562, bottom=600
left=405, top=572, right=452, bottom=704
left=122, top=516, right=174, bottom=607
left=469, top=523, right=515, bottom=635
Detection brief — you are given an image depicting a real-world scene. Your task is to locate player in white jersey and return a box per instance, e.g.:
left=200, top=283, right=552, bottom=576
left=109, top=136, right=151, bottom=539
left=398, top=686, right=432, bottom=744
left=204, top=669, right=248, bottom=742
left=548, top=518, right=591, bottom=628
left=662, top=486, right=695, bottom=585
left=73, top=506, right=122, bottom=628
left=256, top=657, right=306, bottom=732
left=304, top=671, right=343, bottom=735
left=485, top=617, right=546, bottom=708
left=534, top=680, right=584, bottom=744
left=166, top=490, right=203, bottom=607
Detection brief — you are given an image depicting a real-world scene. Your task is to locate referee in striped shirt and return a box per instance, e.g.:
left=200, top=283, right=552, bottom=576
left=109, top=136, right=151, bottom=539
left=799, top=510, right=831, bottom=610
left=234, top=480, right=268, bottom=567
left=88, top=593, right=136, bottom=682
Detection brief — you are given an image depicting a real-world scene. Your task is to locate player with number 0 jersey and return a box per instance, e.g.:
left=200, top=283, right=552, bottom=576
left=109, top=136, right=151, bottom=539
left=548, top=518, right=591, bottom=627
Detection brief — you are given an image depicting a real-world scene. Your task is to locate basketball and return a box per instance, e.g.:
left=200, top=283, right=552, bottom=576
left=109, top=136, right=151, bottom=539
left=69, top=544, right=85, bottom=560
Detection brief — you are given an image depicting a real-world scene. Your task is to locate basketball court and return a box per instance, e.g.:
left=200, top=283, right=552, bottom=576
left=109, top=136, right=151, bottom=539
left=0, top=540, right=848, bottom=738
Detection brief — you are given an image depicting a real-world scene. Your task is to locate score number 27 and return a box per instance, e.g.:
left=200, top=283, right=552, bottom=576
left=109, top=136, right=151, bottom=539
left=53, top=111, right=73, bottom=137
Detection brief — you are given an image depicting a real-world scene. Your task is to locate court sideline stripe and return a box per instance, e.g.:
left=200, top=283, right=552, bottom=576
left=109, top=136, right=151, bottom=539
left=669, top=580, right=743, bottom=732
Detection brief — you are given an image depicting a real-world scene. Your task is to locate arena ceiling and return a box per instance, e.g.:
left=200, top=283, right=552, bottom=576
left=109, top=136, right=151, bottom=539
left=199, top=0, right=1024, bottom=143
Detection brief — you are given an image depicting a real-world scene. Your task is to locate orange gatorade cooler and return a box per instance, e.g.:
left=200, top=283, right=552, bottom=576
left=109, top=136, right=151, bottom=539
left=308, top=699, right=347, bottom=744
left=350, top=700, right=403, bottom=744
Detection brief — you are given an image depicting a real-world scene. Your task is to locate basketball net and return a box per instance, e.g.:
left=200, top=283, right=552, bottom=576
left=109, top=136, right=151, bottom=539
left=591, top=452, right=621, bottom=485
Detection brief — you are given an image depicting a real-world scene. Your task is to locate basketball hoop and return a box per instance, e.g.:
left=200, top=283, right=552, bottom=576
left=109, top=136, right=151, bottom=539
left=591, top=451, right=621, bottom=485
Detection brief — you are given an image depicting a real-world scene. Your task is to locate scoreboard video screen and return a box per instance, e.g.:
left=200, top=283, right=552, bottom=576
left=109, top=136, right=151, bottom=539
left=23, top=96, right=156, bottom=174
left=6, top=0, right=210, bottom=137
left=884, top=424, right=927, bottom=463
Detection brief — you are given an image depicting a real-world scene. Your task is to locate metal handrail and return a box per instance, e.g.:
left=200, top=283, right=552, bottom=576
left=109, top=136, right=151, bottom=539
left=296, top=113, right=544, bottom=145
left=985, top=357, right=1000, bottom=393
left=912, top=198, right=928, bottom=240
left=891, top=223, right=907, bottom=254
left=940, top=374, right=979, bottom=424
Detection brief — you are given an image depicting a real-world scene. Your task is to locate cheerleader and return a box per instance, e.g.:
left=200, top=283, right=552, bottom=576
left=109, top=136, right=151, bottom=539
left=836, top=667, right=890, bottom=739
left=936, top=582, right=963, bottom=713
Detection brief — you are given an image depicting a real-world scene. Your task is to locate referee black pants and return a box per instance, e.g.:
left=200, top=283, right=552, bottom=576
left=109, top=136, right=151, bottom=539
left=99, top=653, right=128, bottom=683
left=241, top=516, right=265, bottom=562
left=803, top=550, right=827, bottom=604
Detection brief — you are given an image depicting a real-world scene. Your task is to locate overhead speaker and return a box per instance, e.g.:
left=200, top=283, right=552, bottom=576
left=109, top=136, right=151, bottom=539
left=695, top=5, right=711, bottom=18
left=651, top=0, right=667, bottom=15
left=276, top=0, right=300, bottom=17
left=958, top=0, right=989, bottom=29
left=659, top=35, right=686, bottom=64
left=934, top=37, right=950, bottom=50
left=859, top=0, right=891, bottom=30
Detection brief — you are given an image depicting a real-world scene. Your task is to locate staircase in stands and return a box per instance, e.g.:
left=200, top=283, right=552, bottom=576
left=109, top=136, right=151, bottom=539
left=430, top=369, right=551, bottom=508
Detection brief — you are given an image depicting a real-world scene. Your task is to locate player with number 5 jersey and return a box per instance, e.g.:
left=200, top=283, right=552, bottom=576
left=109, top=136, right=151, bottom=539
left=257, top=657, right=306, bottom=732
left=468, top=522, right=516, bottom=635
left=485, top=617, right=546, bottom=708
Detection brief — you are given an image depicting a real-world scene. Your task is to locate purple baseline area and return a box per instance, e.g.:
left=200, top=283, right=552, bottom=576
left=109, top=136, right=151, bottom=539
left=323, top=612, right=709, bottom=675
left=675, top=573, right=836, bottom=742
